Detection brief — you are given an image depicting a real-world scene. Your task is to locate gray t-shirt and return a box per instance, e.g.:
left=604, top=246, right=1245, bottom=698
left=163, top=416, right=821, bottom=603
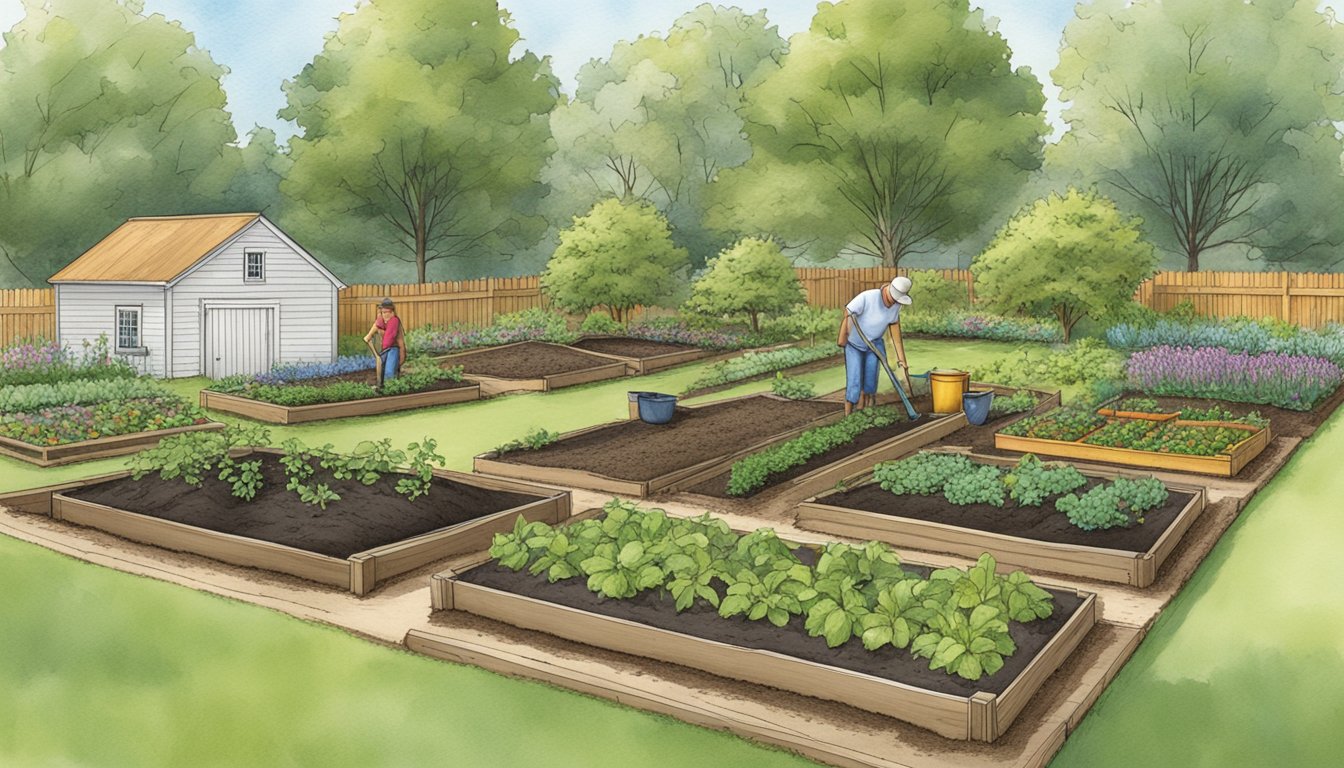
left=846, top=288, right=902, bottom=348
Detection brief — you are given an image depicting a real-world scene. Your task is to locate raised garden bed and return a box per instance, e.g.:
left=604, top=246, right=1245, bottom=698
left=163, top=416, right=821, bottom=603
left=994, top=408, right=1271, bottom=477
left=797, top=453, right=1206, bottom=587
left=0, top=448, right=569, bottom=595
left=0, top=422, right=226, bottom=467
left=200, top=380, right=481, bottom=424
left=426, top=536, right=1095, bottom=743
left=434, top=341, right=628, bottom=395
left=567, top=335, right=711, bottom=375
left=474, top=394, right=843, bottom=497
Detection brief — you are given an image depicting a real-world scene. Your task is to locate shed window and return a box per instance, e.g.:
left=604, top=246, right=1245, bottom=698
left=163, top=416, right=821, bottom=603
left=115, top=306, right=141, bottom=351
left=245, top=251, right=265, bottom=282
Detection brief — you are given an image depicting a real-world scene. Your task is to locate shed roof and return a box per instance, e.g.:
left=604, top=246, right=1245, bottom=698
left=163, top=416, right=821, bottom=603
left=49, top=213, right=262, bottom=283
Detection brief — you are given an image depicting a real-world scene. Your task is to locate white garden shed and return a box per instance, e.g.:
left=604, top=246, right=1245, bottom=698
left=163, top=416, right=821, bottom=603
left=49, top=213, right=346, bottom=379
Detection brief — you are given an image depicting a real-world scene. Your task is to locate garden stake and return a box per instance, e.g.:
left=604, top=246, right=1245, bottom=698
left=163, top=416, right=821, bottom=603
left=846, top=310, right=921, bottom=421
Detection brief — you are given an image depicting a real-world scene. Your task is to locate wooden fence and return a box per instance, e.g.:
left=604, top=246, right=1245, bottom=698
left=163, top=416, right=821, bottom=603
left=7, top=270, right=1344, bottom=347
left=0, top=288, right=55, bottom=342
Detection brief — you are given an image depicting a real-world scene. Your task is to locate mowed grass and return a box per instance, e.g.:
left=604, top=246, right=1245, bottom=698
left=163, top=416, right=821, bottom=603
left=1051, top=405, right=1344, bottom=766
left=0, top=338, right=1024, bottom=767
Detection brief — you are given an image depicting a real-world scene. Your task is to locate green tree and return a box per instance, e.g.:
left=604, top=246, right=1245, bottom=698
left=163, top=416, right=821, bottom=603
left=0, top=0, right=242, bottom=285
left=542, top=5, right=786, bottom=267
left=972, top=189, right=1156, bottom=343
left=541, top=199, right=690, bottom=322
left=280, top=0, right=558, bottom=283
left=685, top=237, right=804, bottom=332
left=710, top=0, right=1048, bottom=267
left=1050, top=0, right=1344, bottom=271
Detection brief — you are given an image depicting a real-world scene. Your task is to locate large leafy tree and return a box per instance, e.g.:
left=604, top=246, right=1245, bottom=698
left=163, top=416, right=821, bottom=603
left=280, top=0, right=558, bottom=283
left=973, top=189, right=1157, bottom=343
left=710, top=0, right=1048, bottom=267
left=0, top=0, right=243, bottom=285
left=685, top=237, right=803, bottom=332
left=542, top=5, right=786, bottom=266
left=1050, top=0, right=1344, bottom=271
left=541, top=199, right=690, bottom=322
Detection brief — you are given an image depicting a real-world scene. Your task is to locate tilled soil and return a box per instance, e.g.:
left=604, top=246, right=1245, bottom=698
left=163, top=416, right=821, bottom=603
left=443, top=342, right=619, bottom=379
left=569, top=336, right=696, bottom=358
left=500, top=397, right=841, bottom=481
left=68, top=455, right=543, bottom=559
left=459, top=554, right=1085, bottom=697
left=820, top=478, right=1197, bottom=552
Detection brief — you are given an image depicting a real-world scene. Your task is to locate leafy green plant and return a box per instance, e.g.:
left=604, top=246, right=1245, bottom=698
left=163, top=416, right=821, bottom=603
left=490, top=516, right=560, bottom=571
left=727, top=407, right=900, bottom=496
left=579, top=311, right=624, bottom=335
left=718, top=564, right=814, bottom=627
left=1003, top=454, right=1086, bottom=506
left=943, top=465, right=1006, bottom=507
left=663, top=546, right=728, bottom=612
left=911, top=602, right=1016, bottom=680
left=857, top=578, right=936, bottom=651
left=988, top=389, right=1038, bottom=417
left=683, top=345, right=838, bottom=392
left=803, top=587, right=872, bottom=648
left=1056, top=476, right=1168, bottom=531
left=998, top=407, right=1107, bottom=441
left=579, top=540, right=666, bottom=599
left=395, top=439, right=445, bottom=501
left=873, top=452, right=975, bottom=496
left=770, top=372, right=816, bottom=400
left=494, top=427, right=561, bottom=455
left=297, top=483, right=341, bottom=510
left=216, top=457, right=264, bottom=501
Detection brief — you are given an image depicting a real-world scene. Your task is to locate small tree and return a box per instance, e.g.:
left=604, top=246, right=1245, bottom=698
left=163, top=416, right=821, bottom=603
left=684, top=238, right=804, bottom=332
left=541, top=199, right=690, bottom=322
left=972, top=189, right=1156, bottom=343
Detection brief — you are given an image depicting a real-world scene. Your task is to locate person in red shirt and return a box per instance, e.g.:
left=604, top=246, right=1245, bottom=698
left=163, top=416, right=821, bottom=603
left=363, top=298, right=406, bottom=385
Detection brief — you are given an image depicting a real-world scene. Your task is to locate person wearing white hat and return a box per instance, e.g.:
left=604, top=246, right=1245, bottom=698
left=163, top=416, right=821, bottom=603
left=837, top=275, right=912, bottom=415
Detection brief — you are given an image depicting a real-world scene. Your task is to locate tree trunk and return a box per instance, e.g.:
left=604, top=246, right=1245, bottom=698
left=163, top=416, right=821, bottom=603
left=748, top=310, right=760, bottom=333
left=608, top=305, right=620, bottom=322
left=1186, top=246, right=1200, bottom=272
left=1055, top=305, right=1078, bottom=344
left=415, top=197, right=428, bottom=283
left=878, top=231, right=902, bottom=268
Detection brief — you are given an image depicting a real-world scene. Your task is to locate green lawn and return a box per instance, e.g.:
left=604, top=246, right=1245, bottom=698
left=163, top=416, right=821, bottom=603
left=0, top=338, right=1022, bottom=767
left=1051, top=402, right=1344, bottom=766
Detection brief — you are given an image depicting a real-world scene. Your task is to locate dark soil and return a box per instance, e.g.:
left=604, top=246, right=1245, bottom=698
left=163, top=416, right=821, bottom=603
left=822, top=477, right=1196, bottom=552
left=444, top=342, right=619, bottom=379
left=459, top=553, right=1085, bottom=697
left=280, top=370, right=475, bottom=394
left=570, top=336, right=696, bottom=359
left=499, top=396, right=841, bottom=481
left=688, top=405, right=944, bottom=499
left=68, top=454, right=543, bottom=559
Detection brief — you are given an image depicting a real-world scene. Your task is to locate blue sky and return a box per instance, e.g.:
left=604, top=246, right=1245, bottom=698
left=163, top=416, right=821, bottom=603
left=0, top=1, right=1077, bottom=142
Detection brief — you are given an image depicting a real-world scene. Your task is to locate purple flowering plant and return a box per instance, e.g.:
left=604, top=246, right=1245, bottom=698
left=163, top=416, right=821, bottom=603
left=1126, top=346, right=1342, bottom=411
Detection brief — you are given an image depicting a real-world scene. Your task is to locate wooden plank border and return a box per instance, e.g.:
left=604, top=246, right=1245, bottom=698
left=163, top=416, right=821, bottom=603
left=0, top=422, right=226, bottom=468
left=994, top=418, right=1271, bottom=477
left=473, top=393, right=845, bottom=498
left=796, top=452, right=1207, bottom=587
left=427, top=553, right=1096, bottom=742
left=2, top=449, right=570, bottom=595
left=198, top=384, right=481, bottom=425
left=566, top=337, right=713, bottom=375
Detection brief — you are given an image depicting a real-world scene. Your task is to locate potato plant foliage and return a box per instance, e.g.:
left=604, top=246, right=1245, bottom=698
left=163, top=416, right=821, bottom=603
left=489, top=501, right=1056, bottom=681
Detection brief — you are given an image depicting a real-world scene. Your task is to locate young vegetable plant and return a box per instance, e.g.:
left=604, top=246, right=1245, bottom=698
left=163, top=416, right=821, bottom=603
left=395, top=439, right=445, bottom=501
left=718, top=564, right=814, bottom=627
left=216, top=457, right=264, bottom=501
left=579, top=540, right=666, bottom=599
left=857, top=578, right=936, bottom=651
left=911, top=602, right=1016, bottom=680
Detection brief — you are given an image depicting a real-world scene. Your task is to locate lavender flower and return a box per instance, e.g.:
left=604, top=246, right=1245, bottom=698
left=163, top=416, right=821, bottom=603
left=1126, top=346, right=1342, bottom=411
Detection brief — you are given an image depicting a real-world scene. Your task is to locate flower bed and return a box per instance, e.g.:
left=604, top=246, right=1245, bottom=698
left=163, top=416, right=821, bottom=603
left=0, top=335, right=135, bottom=386
left=0, top=378, right=221, bottom=466
left=995, top=406, right=1271, bottom=477
left=0, top=431, right=570, bottom=595
left=796, top=452, right=1206, bottom=587
left=426, top=501, right=1095, bottom=742
left=201, top=357, right=479, bottom=424
left=1125, top=345, right=1342, bottom=411
left=1107, top=316, right=1344, bottom=366
left=406, top=308, right=580, bottom=355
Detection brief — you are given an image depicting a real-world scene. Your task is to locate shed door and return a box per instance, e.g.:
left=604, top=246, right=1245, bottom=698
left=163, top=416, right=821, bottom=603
left=205, top=307, right=274, bottom=378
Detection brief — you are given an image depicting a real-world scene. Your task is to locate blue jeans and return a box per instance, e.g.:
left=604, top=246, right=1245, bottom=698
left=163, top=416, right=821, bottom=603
left=844, top=341, right=885, bottom=404
left=381, top=347, right=400, bottom=381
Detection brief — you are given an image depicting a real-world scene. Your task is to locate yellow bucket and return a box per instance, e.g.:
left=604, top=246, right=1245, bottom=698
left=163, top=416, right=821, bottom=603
left=930, top=369, right=970, bottom=414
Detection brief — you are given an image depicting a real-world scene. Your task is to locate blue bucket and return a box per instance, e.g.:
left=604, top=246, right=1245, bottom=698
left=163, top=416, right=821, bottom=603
left=962, top=390, right=995, bottom=426
left=637, top=392, right=678, bottom=424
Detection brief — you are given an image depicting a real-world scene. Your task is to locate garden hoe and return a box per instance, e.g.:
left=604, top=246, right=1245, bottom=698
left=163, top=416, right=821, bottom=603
left=845, top=310, right=921, bottom=421
left=366, top=337, right=385, bottom=391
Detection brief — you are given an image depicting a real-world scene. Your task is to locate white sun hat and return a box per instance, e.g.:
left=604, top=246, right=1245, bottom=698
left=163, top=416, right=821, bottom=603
left=889, top=275, right=913, bottom=305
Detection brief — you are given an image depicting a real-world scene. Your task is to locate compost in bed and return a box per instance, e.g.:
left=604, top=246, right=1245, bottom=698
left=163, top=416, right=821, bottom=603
left=569, top=336, right=695, bottom=358
left=498, top=397, right=840, bottom=480
left=825, top=479, right=1196, bottom=552
left=459, top=557, right=1084, bottom=697
left=447, top=342, right=617, bottom=379
left=68, top=455, right=541, bottom=558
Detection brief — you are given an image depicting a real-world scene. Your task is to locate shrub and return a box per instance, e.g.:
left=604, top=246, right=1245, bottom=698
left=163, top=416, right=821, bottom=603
left=771, top=373, right=816, bottom=400
left=762, top=306, right=838, bottom=347
left=975, top=338, right=1125, bottom=389
left=905, top=270, right=971, bottom=315
left=684, top=237, right=805, bottom=332
left=901, top=310, right=1064, bottom=343
left=1125, top=345, right=1342, bottom=410
left=579, top=311, right=624, bottom=335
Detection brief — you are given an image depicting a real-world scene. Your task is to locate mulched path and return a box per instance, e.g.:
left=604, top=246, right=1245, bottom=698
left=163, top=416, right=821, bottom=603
left=68, top=455, right=542, bottom=559
left=688, top=396, right=940, bottom=499
left=459, top=547, right=1085, bottom=697
left=569, top=336, right=696, bottom=358
left=442, top=342, right=619, bottom=379
left=819, top=477, right=1197, bottom=552
left=499, top=397, right=841, bottom=481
